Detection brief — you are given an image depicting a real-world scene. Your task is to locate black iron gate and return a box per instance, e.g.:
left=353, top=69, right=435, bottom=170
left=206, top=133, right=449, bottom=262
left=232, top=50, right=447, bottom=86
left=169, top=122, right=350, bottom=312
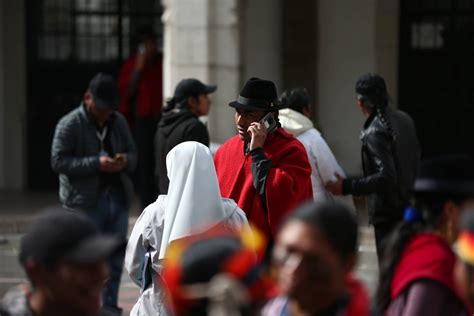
left=26, top=0, right=163, bottom=190
left=399, top=0, right=474, bottom=157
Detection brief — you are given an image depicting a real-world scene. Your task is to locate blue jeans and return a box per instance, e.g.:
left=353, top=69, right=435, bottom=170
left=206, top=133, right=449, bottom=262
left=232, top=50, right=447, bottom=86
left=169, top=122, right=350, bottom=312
left=86, top=189, right=128, bottom=310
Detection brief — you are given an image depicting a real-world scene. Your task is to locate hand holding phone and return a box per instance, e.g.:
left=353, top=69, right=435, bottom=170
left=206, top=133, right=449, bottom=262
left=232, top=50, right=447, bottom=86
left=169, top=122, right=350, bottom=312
left=247, top=112, right=277, bottom=151
left=114, top=153, right=128, bottom=169
left=135, top=44, right=147, bottom=71
left=259, top=112, right=277, bottom=134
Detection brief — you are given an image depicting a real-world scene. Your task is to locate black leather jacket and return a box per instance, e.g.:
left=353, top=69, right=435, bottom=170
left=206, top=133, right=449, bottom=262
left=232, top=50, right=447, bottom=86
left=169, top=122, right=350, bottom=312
left=343, top=107, right=420, bottom=224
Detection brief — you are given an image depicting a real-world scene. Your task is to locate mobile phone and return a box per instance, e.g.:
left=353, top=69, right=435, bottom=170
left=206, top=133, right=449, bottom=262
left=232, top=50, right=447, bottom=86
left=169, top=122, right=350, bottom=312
left=115, top=153, right=125, bottom=162
left=259, top=112, right=277, bottom=134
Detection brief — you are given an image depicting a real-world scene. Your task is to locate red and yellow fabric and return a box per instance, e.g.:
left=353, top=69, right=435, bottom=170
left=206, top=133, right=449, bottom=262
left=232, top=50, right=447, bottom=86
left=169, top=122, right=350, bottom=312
left=457, top=231, right=474, bottom=265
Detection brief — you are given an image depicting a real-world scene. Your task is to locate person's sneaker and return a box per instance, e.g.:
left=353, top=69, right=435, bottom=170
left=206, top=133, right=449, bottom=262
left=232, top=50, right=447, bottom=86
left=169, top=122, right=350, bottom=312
left=101, top=305, right=123, bottom=316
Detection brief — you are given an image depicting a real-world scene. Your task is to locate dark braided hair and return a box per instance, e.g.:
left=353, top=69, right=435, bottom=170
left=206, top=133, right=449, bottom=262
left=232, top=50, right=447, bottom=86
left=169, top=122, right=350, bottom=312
left=355, top=73, right=396, bottom=141
left=376, top=107, right=397, bottom=142
left=374, top=193, right=463, bottom=312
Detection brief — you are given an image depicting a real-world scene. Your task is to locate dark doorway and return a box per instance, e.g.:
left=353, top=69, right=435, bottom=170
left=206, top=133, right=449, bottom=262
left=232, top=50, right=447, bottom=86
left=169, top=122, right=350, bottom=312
left=25, top=0, right=163, bottom=190
left=282, top=0, right=318, bottom=121
left=399, top=0, right=474, bottom=158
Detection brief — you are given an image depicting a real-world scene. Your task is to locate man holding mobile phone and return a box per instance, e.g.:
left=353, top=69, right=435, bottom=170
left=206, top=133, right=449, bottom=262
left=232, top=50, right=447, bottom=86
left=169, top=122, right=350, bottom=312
left=51, top=73, right=137, bottom=315
left=214, top=78, right=313, bottom=239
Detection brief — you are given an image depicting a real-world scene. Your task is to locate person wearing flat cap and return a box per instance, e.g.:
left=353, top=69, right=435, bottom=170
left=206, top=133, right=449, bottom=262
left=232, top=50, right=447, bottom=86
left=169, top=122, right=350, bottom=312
left=0, top=209, right=126, bottom=316
left=51, top=72, right=137, bottom=315
left=154, top=78, right=217, bottom=195
left=214, top=77, right=313, bottom=239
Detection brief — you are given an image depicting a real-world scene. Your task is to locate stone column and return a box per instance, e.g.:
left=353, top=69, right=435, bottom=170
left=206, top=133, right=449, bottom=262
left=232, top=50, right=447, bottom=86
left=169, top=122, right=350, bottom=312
left=161, top=0, right=241, bottom=143
left=0, top=0, right=26, bottom=189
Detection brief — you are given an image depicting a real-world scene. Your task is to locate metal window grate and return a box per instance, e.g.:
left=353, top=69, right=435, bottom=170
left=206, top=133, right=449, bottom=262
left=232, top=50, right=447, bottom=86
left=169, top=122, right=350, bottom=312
left=37, top=0, right=162, bottom=62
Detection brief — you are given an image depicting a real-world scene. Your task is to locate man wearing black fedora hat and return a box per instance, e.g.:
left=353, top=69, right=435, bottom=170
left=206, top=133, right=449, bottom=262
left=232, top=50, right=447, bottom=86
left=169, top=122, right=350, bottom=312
left=214, top=78, right=313, bottom=238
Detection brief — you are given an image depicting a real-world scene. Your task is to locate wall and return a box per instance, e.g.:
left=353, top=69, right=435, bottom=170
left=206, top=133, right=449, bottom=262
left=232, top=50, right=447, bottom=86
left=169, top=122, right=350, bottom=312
left=317, top=0, right=399, bottom=175
left=242, top=0, right=282, bottom=92
left=162, top=0, right=241, bottom=143
left=0, top=1, right=26, bottom=189
left=162, top=0, right=284, bottom=144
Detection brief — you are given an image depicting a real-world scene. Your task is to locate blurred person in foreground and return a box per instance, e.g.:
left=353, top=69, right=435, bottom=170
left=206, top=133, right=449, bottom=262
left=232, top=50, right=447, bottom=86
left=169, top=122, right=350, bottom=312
left=51, top=72, right=136, bottom=315
left=455, top=210, right=474, bottom=311
left=155, top=78, right=217, bottom=195
left=0, top=210, right=125, bottom=316
left=125, top=141, right=249, bottom=315
left=214, top=78, right=312, bottom=240
left=161, top=224, right=272, bottom=316
left=375, top=156, right=474, bottom=315
left=118, top=26, right=162, bottom=209
left=279, top=87, right=355, bottom=210
left=262, top=201, right=369, bottom=316
left=326, top=73, right=420, bottom=264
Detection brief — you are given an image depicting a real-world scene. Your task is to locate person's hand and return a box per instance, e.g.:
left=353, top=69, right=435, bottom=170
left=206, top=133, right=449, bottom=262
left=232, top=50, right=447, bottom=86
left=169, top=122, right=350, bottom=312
left=248, top=122, right=268, bottom=151
left=325, top=173, right=344, bottom=196
left=114, top=153, right=128, bottom=170
left=99, top=156, right=123, bottom=173
left=134, top=47, right=146, bottom=71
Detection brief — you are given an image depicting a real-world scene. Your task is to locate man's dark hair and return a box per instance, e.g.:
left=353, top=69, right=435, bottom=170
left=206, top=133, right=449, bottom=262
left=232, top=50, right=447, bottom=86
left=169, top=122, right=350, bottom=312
left=355, top=73, right=388, bottom=109
left=135, top=26, right=156, bottom=43
left=284, top=202, right=358, bottom=261
left=279, top=88, right=310, bottom=114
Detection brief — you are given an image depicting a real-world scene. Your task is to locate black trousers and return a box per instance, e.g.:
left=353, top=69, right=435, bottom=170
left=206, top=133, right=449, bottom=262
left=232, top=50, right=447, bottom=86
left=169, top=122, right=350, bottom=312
left=133, top=117, right=158, bottom=210
left=373, top=220, right=399, bottom=267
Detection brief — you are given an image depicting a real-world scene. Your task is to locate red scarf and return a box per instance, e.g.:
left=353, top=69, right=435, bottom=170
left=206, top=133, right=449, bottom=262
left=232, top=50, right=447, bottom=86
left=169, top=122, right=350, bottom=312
left=391, top=233, right=466, bottom=306
left=346, top=274, right=370, bottom=316
left=118, top=55, right=162, bottom=122
left=214, top=129, right=312, bottom=238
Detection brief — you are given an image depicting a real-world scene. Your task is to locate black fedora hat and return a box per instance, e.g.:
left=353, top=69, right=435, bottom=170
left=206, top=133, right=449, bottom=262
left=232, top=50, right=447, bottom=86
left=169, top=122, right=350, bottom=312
left=229, top=77, right=281, bottom=112
left=414, top=155, right=474, bottom=196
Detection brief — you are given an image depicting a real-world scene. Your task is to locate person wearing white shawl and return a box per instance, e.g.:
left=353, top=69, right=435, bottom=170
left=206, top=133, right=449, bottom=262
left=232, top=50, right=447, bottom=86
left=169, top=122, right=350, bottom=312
left=125, top=141, right=249, bottom=316
left=279, top=88, right=355, bottom=211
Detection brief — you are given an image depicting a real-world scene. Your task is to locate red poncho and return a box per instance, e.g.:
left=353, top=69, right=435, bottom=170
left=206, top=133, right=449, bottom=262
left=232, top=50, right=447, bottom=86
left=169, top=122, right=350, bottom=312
left=391, top=233, right=470, bottom=312
left=214, top=129, right=312, bottom=237
left=118, top=55, right=162, bottom=122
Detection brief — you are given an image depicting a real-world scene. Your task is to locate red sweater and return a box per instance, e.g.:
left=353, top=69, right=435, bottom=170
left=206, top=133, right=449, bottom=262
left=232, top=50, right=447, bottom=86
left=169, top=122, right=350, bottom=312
left=214, top=129, right=312, bottom=238
left=118, top=55, right=162, bottom=121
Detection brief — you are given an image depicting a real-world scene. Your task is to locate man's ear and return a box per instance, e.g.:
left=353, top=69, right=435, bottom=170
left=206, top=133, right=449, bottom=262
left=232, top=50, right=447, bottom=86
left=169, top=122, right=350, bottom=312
left=302, top=106, right=311, bottom=118
left=187, top=96, right=198, bottom=109
left=84, top=91, right=93, bottom=105
left=24, top=260, right=46, bottom=287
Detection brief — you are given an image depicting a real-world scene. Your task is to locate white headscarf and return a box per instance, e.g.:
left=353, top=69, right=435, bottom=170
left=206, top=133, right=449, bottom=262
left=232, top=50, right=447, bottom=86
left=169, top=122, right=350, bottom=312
left=159, top=141, right=226, bottom=259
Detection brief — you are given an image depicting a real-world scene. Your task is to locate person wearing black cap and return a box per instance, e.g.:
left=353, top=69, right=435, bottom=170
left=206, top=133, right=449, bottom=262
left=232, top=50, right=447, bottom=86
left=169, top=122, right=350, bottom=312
left=326, top=73, right=420, bottom=264
left=118, top=26, right=163, bottom=210
left=279, top=87, right=355, bottom=210
left=374, top=156, right=474, bottom=315
left=0, top=209, right=125, bottom=316
left=213, top=78, right=313, bottom=239
left=51, top=72, right=137, bottom=315
left=154, top=78, right=217, bottom=195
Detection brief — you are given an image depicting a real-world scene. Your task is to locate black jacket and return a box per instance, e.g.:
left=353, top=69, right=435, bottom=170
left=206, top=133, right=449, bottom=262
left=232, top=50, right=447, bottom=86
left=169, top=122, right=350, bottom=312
left=154, top=107, right=209, bottom=194
left=343, top=107, right=420, bottom=224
